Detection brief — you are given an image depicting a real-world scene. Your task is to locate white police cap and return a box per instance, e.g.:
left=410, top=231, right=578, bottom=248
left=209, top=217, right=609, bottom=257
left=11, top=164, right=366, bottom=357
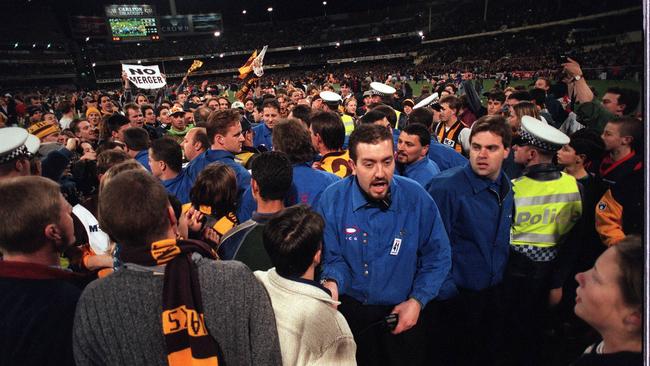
left=519, top=115, right=570, bottom=151
left=413, top=92, right=439, bottom=110
left=0, top=127, right=29, bottom=164
left=370, top=82, right=396, bottom=96
left=25, top=134, right=41, bottom=155
left=320, top=91, right=342, bottom=104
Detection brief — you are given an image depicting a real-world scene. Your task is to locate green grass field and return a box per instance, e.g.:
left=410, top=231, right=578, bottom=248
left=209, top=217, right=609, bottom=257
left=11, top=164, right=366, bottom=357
left=407, top=79, right=641, bottom=104
left=225, top=79, right=641, bottom=103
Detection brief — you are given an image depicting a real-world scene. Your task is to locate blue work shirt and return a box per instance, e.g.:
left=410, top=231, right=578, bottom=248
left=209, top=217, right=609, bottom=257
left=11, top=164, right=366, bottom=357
left=428, top=164, right=513, bottom=300
left=252, top=123, right=273, bottom=150
left=428, top=138, right=468, bottom=171
left=396, top=157, right=440, bottom=191
left=162, top=171, right=190, bottom=204
left=238, top=163, right=339, bottom=221
left=135, top=149, right=151, bottom=172
left=316, top=175, right=451, bottom=306
left=185, top=149, right=252, bottom=199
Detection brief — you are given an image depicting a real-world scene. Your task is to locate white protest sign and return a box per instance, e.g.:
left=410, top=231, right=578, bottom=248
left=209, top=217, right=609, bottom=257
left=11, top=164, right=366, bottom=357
left=122, top=64, right=167, bottom=89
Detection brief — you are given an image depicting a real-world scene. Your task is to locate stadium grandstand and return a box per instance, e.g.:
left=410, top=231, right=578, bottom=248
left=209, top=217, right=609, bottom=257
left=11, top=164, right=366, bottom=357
left=0, top=1, right=646, bottom=366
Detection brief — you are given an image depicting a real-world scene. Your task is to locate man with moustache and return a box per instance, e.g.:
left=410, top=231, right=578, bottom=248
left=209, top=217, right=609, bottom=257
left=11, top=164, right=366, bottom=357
left=395, top=123, right=440, bottom=190
left=316, top=124, right=451, bottom=366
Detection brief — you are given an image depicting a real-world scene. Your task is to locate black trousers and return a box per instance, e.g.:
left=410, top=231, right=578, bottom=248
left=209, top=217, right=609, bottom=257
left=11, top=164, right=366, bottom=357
left=428, top=286, right=507, bottom=366
left=502, top=251, right=555, bottom=366
left=338, top=295, right=426, bottom=366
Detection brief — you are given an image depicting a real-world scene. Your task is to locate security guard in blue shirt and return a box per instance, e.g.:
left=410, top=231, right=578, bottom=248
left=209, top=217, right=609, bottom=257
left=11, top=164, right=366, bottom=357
left=428, top=116, right=514, bottom=366
left=185, top=109, right=251, bottom=200
left=396, top=123, right=440, bottom=190
left=252, top=99, right=280, bottom=150
left=316, top=124, right=451, bottom=366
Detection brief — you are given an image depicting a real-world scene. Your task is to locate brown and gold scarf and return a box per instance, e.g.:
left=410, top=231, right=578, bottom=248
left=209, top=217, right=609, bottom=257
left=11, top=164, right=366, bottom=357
left=120, top=238, right=221, bottom=366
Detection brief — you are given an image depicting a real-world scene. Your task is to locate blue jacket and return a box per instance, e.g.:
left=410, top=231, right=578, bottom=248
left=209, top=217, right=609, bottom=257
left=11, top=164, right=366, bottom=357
left=135, top=150, right=151, bottom=172
left=238, top=163, right=339, bottom=221
left=185, top=149, right=251, bottom=200
left=428, top=139, right=467, bottom=171
left=316, top=175, right=451, bottom=306
left=428, top=164, right=513, bottom=299
left=252, top=123, right=273, bottom=150
left=397, top=157, right=440, bottom=190
left=162, top=171, right=190, bottom=204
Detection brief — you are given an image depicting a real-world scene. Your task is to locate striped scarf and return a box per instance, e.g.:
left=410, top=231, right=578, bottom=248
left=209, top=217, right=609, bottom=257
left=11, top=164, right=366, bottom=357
left=120, top=238, right=222, bottom=366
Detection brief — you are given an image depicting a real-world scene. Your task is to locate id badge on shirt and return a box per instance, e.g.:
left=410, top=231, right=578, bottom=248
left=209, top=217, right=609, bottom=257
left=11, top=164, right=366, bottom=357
left=390, top=238, right=402, bottom=256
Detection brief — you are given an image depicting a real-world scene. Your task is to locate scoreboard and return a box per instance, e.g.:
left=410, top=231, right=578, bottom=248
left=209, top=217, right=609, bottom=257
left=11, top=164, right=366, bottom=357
left=105, top=5, right=160, bottom=42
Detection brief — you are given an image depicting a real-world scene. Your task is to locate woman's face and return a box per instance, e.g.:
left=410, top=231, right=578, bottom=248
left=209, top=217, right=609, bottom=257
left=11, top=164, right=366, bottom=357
left=574, top=247, right=633, bottom=333
left=87, top=112, right=101, bottom=127
left=346, top=100, right=357, bottom=114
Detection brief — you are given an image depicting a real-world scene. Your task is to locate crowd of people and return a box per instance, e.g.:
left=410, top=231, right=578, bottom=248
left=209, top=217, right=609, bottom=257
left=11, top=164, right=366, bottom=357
left=0, top=40, right=644, bottom=366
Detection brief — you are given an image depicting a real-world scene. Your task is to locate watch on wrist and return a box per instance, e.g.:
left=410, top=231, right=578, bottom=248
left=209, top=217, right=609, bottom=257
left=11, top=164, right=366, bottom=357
left=320, top=278, right=335, bottom=286
left=574, top=74, right=582, bottom=81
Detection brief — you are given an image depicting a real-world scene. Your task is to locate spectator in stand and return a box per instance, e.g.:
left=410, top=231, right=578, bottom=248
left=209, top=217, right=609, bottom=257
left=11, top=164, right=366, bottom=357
left=255, top=204, right=357, bottom=366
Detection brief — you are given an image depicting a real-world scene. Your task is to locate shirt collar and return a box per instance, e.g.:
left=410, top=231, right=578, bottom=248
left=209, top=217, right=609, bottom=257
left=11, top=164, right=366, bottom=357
left=462, top=164, right=503, bottom=194
left=205, top=149, right=235, bottom=160
left=351, top=176, right=394, bottom=212
left=277, top=273, right=332, bottom=297
left=402, top=156, right=429, bottom=175
left=251, top=211, right=276, bottom=223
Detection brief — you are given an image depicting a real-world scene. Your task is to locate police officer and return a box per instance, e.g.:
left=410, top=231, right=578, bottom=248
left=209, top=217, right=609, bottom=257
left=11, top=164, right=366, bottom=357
left=505, top=116, right=582, bottom=366
left=370, top=82, right=407, bottom=130
left=320, top=91, right=354, bottom=137
left=316, top=124, right=451, bottom=366
left=0, top=127, right=33, bottom=179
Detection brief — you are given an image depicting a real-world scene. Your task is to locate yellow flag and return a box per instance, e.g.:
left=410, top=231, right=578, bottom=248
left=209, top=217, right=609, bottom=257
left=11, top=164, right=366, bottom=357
left=187, top=60, right=203, bottom=74
left=238, top=50, right=257, bottom=79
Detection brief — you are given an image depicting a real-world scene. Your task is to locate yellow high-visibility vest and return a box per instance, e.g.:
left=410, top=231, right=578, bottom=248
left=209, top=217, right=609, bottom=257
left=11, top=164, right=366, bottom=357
left=341, top=114, right=354, bottom=136
left=511, top=172, right=582, bottom=247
